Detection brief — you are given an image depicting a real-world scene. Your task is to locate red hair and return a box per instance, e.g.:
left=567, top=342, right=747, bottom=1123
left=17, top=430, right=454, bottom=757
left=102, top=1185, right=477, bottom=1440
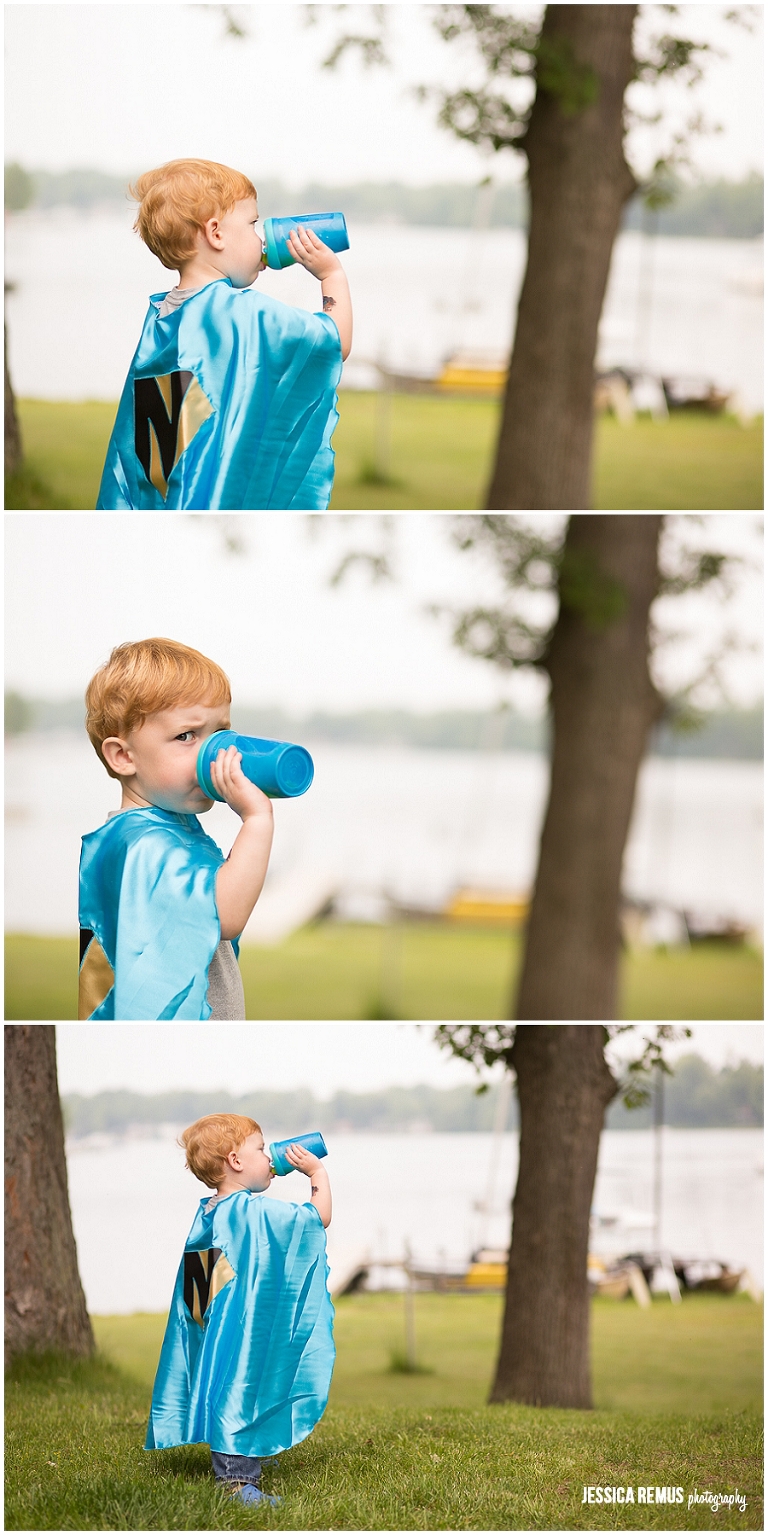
left=180, top=1114, right=262, bottom=1189
left=130, top=158, right=257, bottom=269
left=85, top=637, right=231, bottom=778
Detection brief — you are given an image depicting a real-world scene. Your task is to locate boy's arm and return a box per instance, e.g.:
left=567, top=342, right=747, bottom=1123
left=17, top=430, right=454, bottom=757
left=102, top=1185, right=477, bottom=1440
left=285, top=1144, right=332, bottom=1228
left=287, top=226, right=353, bottom=361
left=209, top=747, right=274, bottom=941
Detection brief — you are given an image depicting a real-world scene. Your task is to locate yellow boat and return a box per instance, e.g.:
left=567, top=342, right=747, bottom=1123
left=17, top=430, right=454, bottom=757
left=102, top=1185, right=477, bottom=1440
left=465, top=1260, right=507, bottom=1289
left=436, top=352, right=508, bottom=396
left=446, top=888, right=529, bottom=926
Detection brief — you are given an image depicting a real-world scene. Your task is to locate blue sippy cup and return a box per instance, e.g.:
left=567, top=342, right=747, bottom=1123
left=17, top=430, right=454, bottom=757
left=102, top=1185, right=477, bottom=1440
left=263, top=211, right=349, bottom=270
left=196, top=731, right=314, bottom=800
left=268, top=1131, right=328, bottom=1176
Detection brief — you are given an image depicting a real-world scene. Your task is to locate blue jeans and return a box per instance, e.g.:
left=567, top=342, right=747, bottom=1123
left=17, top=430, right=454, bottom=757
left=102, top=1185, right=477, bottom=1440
left=211, top=1451, right=262, bottom=1487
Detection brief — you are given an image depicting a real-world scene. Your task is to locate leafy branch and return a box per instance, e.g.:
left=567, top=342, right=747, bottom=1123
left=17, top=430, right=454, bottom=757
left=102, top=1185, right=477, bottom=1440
left=606, top=1025, right=693, bottom=1106
left=313, top=4, right=755, bottom=211
left=325, top=514, right=753, bottom=714
left=435, top=1024, right=693, bottom=1107
left=442, top=515, right=747, bottom=708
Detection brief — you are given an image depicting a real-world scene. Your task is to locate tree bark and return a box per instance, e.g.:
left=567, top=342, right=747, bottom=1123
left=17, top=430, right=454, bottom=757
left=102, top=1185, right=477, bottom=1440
left=4, top=299, right=23, bottom=477
left=5, top=1026, right=94, bottom=1365
left=487, top=5, right=638, bottom=509
left=515, top=515, right=663, bottom=1020
left=490, top=1025, right=617, bottom=1407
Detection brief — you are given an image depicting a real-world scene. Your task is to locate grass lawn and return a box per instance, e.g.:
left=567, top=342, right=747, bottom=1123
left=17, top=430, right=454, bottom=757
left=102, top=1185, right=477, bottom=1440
left=590, top=413, right=764, bottom=512
left=6, top=401, right=120, bottom=509
left=4, top=926, right=763, bottom=1020
left=6, top=396, right=763, bottom=510
left=6, top=1295, right=762, bottom=1530
left=92, top=1293, right=764, bottom=1417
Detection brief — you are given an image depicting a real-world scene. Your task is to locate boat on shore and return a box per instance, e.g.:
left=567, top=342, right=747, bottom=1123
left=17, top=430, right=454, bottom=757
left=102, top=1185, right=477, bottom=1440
left=351, top=354, right=741, bottom=416
left=333, top=1248, right=757, bottom=1300
left=621, top=1252, right=750, bottom=1295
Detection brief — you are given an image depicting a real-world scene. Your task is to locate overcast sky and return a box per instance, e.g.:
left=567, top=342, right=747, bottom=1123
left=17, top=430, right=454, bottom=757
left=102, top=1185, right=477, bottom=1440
left=55, top=1022, right=764, bottom=1096
left=4, top=514, right=763, bottom=714
left=5, top=4, right=763, bottom=187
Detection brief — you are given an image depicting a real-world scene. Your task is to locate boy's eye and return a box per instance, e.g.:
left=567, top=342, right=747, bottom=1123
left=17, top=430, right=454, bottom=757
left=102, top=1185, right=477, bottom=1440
left=175, top=731, right=195, bottom=742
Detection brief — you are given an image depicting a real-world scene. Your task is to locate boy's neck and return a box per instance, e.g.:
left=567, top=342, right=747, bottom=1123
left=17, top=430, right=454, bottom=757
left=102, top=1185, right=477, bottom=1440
left=115, top=789, right=183, bottom=819
left=176, top=256, right=229, bottom=291
left=214, top=1172, right=248, bottom=1199
left=119, top=783, right=154, bottom=811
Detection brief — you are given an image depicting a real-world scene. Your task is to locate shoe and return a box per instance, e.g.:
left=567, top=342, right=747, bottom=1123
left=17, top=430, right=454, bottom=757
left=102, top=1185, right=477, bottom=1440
left=231, top=1484, right=280, bottom=1506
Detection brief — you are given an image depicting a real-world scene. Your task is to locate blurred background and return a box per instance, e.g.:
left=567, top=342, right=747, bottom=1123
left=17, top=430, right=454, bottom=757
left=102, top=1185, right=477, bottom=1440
left=4, top=512, right=763, bottom=1020
left=4, top=3, right=763, bottom=510
left=57, top=1021, right=764, bottom=1413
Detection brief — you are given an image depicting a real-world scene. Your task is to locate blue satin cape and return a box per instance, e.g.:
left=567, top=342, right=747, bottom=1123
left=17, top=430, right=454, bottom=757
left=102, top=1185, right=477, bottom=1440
left=96, top=279, right=343, bottom=510
left=146, top=1193, right=335, bottom=1457
left=79, top=807, right=231, bottom=1020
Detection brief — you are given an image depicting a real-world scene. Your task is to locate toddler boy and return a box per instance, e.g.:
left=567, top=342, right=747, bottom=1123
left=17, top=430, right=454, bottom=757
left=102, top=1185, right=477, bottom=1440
left=79, top=636, right=272, bottom=1020
left=146, top=1113, right=334, bottom=1505
left=97, top=158, right=352, bottom=510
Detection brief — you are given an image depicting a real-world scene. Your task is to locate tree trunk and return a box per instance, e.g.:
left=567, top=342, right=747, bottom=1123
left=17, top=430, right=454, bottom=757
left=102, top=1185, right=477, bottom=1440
left=5, top=1026, right=94, bottom=1365
left=490, top=1025, right=617, bottom=1407
left=515, top=515, right=663, bottom=1020
left=4, top=298, right=23, bottom=477
left=487, top=5, right=638, bottom=509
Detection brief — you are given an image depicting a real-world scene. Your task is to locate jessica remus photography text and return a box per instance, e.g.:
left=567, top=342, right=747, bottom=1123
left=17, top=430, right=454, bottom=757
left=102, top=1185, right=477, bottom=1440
left=581, top=1486, right=748, bottom=1513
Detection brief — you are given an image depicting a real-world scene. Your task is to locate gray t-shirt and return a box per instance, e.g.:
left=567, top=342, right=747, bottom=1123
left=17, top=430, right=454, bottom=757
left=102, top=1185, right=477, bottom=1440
left=105, top=810, right=244, bottom=1019
left=154, top=286, right=204, bottom=319
left=206, top=939, right=246, bottom=1020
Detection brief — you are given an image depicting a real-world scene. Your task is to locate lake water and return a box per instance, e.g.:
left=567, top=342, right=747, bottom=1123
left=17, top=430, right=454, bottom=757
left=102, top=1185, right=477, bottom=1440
left=5, top=209, right=764, bottom=411
left=64, top=1127, right=764, bottom=1313
left=4, top=736, right=763, bottom=938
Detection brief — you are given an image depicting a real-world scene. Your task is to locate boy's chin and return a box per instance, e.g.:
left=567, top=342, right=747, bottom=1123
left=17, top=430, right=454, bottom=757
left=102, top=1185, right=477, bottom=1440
left=152, top=791, right=214, bottom=814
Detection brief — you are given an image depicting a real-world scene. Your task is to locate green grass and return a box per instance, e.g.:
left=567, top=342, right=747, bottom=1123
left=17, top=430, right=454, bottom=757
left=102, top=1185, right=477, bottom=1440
left=618, top=940, right=764, bottom=1023
left=6, top=400, right=119, bottom=509
left=331, top=392, right=498, bottom=508
left=590, top=413, right=764, bottom=511
left=4, top=926, right=763, bottom=1020
left=6, top=396, right=763, bottom=510
left=5, top=1296, right=763, bottom=1529
left=5, top=935, right=80, bottom=1020
left=92, top=1293, right=764, bottom=1417
left=3, top=460, right=69, bottom=509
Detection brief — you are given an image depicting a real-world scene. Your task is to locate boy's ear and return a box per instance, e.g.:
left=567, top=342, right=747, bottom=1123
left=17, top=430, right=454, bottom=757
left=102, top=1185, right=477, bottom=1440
left=201, top=215, right=225, bottom=252
left=101, top=737, right=137, bottom=776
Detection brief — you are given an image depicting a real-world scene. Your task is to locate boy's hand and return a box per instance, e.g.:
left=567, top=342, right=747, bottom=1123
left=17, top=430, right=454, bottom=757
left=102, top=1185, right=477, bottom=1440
left=285, top=1143, right=322, bottom=1175
left=209, top=745, right=273, bottom=824
left=213, top=747, right=275, bottom=939
left=285, top=1144, right=332, bottom=1227
left=287, top=225, right=342, bottom=280
left=286, top=226, right=353, bottom=360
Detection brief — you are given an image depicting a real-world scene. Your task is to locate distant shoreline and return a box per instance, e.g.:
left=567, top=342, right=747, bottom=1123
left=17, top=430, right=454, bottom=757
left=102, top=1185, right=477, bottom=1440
left=5, top=168, right=764, bottom=241
left=61, top=1059, right=763, bottom=1139
left=6, top=701, right=763, bottom=761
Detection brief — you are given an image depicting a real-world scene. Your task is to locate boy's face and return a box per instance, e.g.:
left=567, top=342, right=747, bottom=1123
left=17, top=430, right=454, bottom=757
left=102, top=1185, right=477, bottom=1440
left=216, top=196, right=266, bottom=288
left=101, top=700, right=231, bottom=814
left=225, top=1130, right=274, bottom=1192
